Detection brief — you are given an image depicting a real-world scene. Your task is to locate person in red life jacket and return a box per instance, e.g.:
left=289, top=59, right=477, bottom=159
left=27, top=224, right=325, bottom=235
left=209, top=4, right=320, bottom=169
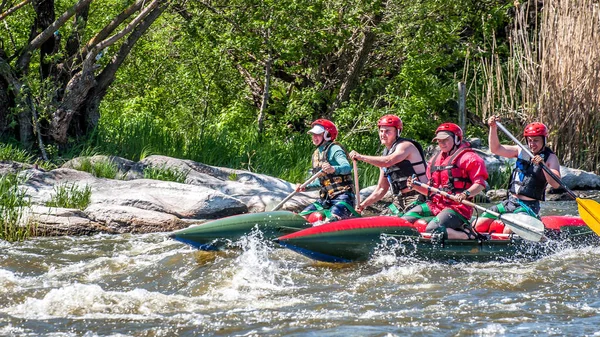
left=474, top=117, right=562, bottom=234
left=403, top=123, right=488, bottom=241
left=349, top=114, right=428, bottom=216
left=297, top=119, right=357, bottom=222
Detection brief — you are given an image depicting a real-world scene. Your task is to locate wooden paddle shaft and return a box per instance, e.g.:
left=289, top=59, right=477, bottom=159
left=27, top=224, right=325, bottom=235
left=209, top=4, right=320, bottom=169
left=271, top=170, right=323, bottom=211
left=353, top=160, right=360, bottom=208
left=496, top=122, right=577, bottom=199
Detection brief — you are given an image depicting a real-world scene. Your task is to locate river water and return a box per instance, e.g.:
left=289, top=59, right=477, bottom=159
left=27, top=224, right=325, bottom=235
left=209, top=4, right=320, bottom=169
left=1, top=201, right=600, bottom=337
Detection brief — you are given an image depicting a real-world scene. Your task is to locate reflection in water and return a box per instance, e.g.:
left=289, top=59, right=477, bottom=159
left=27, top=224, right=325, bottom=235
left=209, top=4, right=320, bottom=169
left=1, top=201, right=600, bottom=336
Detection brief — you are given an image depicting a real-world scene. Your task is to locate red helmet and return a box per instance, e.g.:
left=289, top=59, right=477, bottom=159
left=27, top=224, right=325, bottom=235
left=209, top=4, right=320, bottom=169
left=523, top=122, right=548, bottom=137
left=377, top=114, right=403, bottom=131
left=310, top=119, right=338, bottom=141
left=434, top=123, right=463, bottom=144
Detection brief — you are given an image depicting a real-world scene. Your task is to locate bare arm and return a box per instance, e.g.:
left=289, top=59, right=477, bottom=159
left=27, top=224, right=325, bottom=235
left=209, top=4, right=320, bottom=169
left=488, top=116, right=519, bottom=158
left=538, top=153, right=562, bottom=189
left=351, top=142, right=410, bottom=168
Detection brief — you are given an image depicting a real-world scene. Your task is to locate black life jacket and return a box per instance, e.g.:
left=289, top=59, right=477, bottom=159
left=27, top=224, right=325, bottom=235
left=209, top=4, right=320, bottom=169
left=312, top=141, right=354, bottom=199
left=508, top=147, right=554, bottom=201
left=383, top=137, right=428, bottom=195
left=429, top=143, right=474, bottom=195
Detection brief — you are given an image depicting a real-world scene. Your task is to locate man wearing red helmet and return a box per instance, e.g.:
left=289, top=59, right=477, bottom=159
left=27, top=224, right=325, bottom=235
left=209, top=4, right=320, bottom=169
left=297, top=119, right=357, bottom=221
left=474, top=116, right=561, bottom=234
left=404, top=122, right=488, bottom=242
left=349, top=114, right=428, bottom=215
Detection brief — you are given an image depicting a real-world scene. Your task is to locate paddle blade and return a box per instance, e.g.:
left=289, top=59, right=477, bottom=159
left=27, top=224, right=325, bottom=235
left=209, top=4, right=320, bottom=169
left=577, top=198, right=600, bottom=236
left=499, top=213, right=545, bottom=242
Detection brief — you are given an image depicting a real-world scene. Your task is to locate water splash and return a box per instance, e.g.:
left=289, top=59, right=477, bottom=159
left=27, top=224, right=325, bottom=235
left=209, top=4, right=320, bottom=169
left=203, top=228, right=301, bottom=308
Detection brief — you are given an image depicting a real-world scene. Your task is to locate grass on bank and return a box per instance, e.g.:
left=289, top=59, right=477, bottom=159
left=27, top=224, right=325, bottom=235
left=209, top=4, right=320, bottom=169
left=143, top=165, right=189, bottom=183
left=45, top=184, right=92, bottom=210
left=0, top=174, right=33, bottom=242
left=0, top=143, right=33, bottom=163
left=487, top=162, right=513, bottom=190
left=73, top=157, right=119, bottom=179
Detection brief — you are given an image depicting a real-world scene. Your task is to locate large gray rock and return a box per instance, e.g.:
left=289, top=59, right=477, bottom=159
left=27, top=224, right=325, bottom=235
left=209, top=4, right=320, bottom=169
left=16, top=167, right=248, bottom=235
left=20, top=168, right=99, bottom=205
left=559, top=167, right=600, bottom=190
left=1, top=161, right=33, bottom=176
left=90, top=178, right=247, bottom=219
left=84, top=204, right=187, bottom=234
left=139, top=155, right=316, bottom=212
left=20, top=205, right=108, bottom=236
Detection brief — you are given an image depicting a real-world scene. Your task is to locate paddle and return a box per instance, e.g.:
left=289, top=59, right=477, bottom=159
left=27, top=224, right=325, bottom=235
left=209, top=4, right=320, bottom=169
left=412, top=181, right=546, bottom=242
left=271, top=170, right=323, bottom=211
left=496, top=122, right=600, bottom=236
left=353, top=159, right=360, bottom=208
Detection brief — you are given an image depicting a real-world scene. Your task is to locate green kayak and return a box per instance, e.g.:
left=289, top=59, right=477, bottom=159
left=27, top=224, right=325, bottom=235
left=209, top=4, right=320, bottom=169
left=169, top=211, right=311, bottom=250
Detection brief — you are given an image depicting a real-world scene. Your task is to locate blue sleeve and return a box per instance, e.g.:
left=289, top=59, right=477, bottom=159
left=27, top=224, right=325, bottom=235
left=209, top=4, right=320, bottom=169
left=305, top=170, right=321, bottom=190
left=329, top=145, right=351, bottom=175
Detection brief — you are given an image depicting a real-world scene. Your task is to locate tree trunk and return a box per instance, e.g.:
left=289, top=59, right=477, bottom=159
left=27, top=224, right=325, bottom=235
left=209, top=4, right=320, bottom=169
left=257, top=52, right=272, bottom=134
left=82, top=2, right=167, bottom=132
left=32, top=0, right=57, bottom=80
left=0, top=76, right=9, bottom=136
left=49, top=69, right=96, bottom=144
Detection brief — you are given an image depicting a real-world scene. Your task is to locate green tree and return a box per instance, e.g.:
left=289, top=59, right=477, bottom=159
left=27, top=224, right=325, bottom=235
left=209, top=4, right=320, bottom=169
left=0, top=0, right=170, bottom=154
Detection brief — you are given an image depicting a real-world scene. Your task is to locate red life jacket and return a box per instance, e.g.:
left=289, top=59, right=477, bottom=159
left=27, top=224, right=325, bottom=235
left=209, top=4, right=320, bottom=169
left=429, top=143, right=474, bottom=195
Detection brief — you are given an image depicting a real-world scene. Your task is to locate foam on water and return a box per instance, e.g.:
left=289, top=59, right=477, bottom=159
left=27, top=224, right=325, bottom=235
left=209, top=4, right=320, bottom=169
left=205, top=229, right=303, bottom=309
left=4, top=283, right=207, bottom=320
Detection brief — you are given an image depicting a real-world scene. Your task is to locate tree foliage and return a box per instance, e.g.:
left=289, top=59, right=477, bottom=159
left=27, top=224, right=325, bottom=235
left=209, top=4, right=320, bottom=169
left=1, top=0, right=524, bottom=181
left=0, top=0, right=169, bottom=153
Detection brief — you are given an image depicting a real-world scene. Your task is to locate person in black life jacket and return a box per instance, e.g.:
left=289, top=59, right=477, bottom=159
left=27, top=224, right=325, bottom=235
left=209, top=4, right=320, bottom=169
left=474, top=117, right=562, bottom=234
left=349, top=114, right=428, bottom=216
left=403, top=123, right=488, bottom=241
left=297, top=119, right=357, bottom=222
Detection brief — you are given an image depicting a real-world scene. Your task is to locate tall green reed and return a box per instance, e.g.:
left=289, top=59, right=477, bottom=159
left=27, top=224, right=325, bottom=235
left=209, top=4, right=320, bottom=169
left=0, top=174, right=33, bottom=242
left=45, top=183, right=92, bottom=210
left=143, top=165, right=189, bottom=183
left=0, top=143, right=34, bottom=163
left=73, top=157, right=119, bottom=179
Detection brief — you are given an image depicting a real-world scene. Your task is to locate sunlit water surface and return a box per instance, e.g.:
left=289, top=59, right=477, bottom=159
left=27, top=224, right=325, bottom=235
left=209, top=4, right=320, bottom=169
left=1, top=201, right=600, bottom=336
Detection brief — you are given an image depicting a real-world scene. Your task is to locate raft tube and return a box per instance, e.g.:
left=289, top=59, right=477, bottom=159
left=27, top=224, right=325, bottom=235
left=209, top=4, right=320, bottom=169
left=275, top=216, right=420, bottom=263
left=169, top=211, right=311, bottom=250
left=276, top=215, right=597, bottom=263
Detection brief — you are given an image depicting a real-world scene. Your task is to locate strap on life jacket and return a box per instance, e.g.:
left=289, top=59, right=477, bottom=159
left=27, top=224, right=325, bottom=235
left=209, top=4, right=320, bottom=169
left=312, top=141, right=354, bottom=199
left=383, top=137, right=428, bottom=194
left=429, top=145, right=474, bottom=194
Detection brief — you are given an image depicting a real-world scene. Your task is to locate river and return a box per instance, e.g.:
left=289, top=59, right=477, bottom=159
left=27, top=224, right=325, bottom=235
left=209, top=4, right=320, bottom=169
left=1, top=201, right=600, bottom=336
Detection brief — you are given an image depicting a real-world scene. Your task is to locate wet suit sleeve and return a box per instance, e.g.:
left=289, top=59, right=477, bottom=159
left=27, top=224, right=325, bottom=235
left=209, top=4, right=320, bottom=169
left=329, top=145, right=352, bottom=175
left=305, top=169, right=321, bottom=190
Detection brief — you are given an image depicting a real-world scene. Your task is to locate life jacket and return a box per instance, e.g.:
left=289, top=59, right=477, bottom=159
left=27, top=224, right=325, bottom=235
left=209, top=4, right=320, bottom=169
left=508, top=147, right=554, bottom=201
left=312, top=141, right=354, bottom=199
left=429, top=142, right=474, bottom=195
left=383, top=137, right=428, bottom=195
